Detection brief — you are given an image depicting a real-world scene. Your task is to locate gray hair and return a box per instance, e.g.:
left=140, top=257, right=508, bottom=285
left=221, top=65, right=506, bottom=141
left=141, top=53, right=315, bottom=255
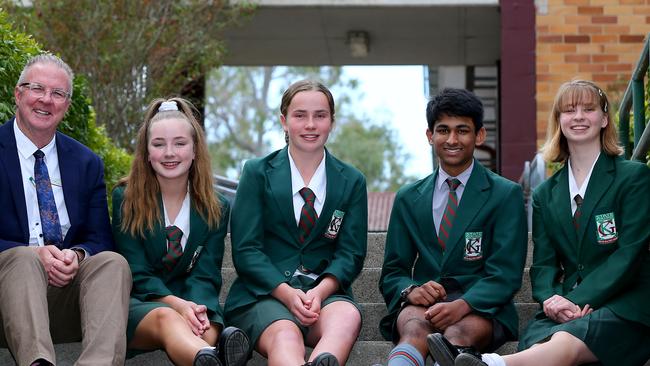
left=17, top=54, right=74, bottom=97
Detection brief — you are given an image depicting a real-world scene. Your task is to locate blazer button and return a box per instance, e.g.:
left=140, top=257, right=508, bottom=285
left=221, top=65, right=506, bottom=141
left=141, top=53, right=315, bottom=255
left=284, top=271, right=291, bottom=277
left=578, top=264, right=584, bottom=270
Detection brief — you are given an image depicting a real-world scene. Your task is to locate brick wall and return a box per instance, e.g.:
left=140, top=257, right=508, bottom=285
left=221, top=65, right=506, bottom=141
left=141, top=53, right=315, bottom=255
left=535, top=0, right=650, bottom=147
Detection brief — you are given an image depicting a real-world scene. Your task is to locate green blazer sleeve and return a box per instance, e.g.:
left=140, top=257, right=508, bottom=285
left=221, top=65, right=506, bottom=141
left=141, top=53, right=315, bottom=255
left=183, top=197, right=230, bottom=324
left=319, top=167, right=367, bottom=290
left=111, top=186, right=173, bottom=301
left=529, top=190, right=564, bottom=303
left=379, top=186, right=423, bottom=320
left=230, top=159, right=289, bottom=298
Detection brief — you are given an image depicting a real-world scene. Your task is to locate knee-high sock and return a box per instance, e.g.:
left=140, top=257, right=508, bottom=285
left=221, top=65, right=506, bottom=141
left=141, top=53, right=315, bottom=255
left=387, top=343, right=425, bottom=366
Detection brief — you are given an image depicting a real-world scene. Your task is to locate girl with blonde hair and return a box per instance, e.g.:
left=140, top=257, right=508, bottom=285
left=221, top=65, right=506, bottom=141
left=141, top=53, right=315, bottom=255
left=112, top=97, right=249, bottom=366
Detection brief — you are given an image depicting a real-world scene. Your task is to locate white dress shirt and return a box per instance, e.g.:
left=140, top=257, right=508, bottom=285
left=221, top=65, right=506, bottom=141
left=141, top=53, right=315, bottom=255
left=163, top=190, right=191, bottom=250
left=288, top=147, right=327, bottom=226
left=568, top=153, right=600, bottom=215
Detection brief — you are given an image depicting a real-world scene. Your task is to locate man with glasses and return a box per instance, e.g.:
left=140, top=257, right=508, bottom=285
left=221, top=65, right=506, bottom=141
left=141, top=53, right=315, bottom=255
left=0, top=54, right=131, bottom=366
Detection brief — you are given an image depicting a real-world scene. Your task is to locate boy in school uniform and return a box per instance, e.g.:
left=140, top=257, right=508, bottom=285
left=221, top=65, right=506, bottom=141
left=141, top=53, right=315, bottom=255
left=378, top=88, right=528, bottom=366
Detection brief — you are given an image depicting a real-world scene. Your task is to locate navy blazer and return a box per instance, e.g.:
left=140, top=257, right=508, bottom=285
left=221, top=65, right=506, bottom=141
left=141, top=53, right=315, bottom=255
left=0, top=118, right=114, bottom=255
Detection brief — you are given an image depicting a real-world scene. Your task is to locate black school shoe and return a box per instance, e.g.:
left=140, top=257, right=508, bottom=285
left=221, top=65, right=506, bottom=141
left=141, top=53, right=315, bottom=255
left=193, top=347, right=223, bottom=366
left=305, top=352, right=339, bottom=366
left=427, top=333, right=459, bottom=366
left=218, top=326, right=250, bottom=366
left=427, top=333, right=483, bottom=366
left=455, top=353, right=488, bottom=366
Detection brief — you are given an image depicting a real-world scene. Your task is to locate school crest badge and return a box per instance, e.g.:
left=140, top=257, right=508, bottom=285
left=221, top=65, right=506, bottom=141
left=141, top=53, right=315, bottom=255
left=324, top=210, right=345, bottom=239
left=464, top=232, right=483, bottom=261
left=595, top=212, right=618, bottom=244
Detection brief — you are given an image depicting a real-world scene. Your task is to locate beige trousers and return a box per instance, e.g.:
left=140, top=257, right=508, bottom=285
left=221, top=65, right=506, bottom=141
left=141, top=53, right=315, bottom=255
left=0, top=246, right=132, bottom=366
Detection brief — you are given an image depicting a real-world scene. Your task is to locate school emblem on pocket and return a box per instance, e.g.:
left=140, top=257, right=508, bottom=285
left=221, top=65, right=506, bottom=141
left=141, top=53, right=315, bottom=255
left=464, top=232, right=483, bottom=261
left=186, top=245, right=203, bottom=273
left=595, top=212, right=618, bottom=244
left=324, top=210, right=345, bottom=239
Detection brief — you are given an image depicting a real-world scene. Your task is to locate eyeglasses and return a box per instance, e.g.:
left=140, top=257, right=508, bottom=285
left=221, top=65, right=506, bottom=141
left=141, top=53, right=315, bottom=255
left=19, top=82, right=71, bottom=103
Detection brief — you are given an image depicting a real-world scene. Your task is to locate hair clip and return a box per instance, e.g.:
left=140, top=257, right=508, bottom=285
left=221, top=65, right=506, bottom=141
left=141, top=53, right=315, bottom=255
left=158, top=101, right=179, bottom=112
left=597, top=89, right=608, bottom=113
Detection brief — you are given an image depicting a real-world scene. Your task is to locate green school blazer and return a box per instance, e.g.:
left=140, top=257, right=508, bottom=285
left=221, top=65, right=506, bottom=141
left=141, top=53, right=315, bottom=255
left=111, top=186, right=230, bottom=325
left=224, top=147, right=368, bottom=314
left=530, top=154, right=650, bottom=327
left=379, top=161, right=528, bottom=340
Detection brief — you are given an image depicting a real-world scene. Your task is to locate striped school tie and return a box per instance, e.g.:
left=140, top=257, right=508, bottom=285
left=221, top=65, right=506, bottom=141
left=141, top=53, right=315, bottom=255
left=162, top=225, right=183, bottom=271
left=298, top=187, right=318, bottom=243
left=438, top=178, right=462, bottom=251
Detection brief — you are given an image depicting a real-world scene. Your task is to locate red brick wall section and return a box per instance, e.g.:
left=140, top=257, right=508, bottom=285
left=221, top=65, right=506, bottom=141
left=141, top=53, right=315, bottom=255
left=535, top=0, right=650, bottom=148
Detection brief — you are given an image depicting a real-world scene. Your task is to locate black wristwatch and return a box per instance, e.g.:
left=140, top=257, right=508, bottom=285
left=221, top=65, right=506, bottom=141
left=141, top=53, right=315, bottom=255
left=400, top=284, right=418, bottom=301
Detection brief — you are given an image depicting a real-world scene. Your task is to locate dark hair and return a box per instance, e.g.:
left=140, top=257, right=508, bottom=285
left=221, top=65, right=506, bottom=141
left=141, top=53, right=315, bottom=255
left=426, top=88, right=484, bottom=132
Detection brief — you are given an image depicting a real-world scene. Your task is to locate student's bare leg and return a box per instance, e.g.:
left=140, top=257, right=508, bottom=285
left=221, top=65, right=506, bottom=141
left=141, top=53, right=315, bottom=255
left=502, top=332, right=597, bottom=366
left=443, top=314, right=492, bottom=350
left=257, top=319, right=306, bottom=366
left=129, top=307, right=214, bottom=366
left=395, top=305, right=434, bottom=359
left=306, top=301, right=362, bottom=364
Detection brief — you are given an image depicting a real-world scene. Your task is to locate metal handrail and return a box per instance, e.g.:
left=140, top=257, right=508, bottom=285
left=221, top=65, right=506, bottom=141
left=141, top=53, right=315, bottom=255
left=618, top=33, right=649, bottom=162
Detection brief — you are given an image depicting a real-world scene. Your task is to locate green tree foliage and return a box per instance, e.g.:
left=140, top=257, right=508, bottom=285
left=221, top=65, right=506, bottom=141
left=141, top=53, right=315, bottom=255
left=0, top=9, right=131, bottom=204
left=327, top=117, right=413, bottom=191
left=3, top=0, right=253, bottom=149
left=206, top=66, right=411, bottom=191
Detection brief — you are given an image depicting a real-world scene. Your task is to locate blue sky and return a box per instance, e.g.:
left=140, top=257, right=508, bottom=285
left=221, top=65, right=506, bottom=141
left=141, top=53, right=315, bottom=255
left=341, top=65, right=432, bottom=178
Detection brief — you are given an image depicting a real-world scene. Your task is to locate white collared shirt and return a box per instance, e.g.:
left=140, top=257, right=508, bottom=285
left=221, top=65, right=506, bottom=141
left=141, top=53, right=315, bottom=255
left=163, top=190, right=191, bottom=251
left=288, top=147, right=327, bottom=225
left=568, top=153, right=600, bottom=215
left=14, top=121, right=71, bottom=246
left=432, top=161, right=474, bottom=234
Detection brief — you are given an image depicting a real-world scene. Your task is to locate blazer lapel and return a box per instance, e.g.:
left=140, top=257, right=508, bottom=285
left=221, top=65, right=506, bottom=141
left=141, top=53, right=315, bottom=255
left=173, top=205, right=208, bottom=275
left=549, top=165, right=578, bottom=247
left=267, top=147, right=301, bottom=245
left=577, top=154, right=615, bottom=245
left=308, top=152, right=347, bottom=243
left=441, top=162, right=490, bottom=267
left=56, top=133, right=79, bottom=245
left=0, top=119, right=29, bottom=238
left=413, top=174, right=442, bottom=263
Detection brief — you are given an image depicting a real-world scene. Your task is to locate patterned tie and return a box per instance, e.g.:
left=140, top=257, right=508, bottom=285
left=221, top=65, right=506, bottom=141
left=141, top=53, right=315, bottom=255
left=438, top=178, right=462, bottom=251
left=33, top=150, right=63, bottom=247
left=162, top=225, right=183, bottom=271
left=573, top=194, right=583, bottom=230
left=298, top=187, right=318, bottom=243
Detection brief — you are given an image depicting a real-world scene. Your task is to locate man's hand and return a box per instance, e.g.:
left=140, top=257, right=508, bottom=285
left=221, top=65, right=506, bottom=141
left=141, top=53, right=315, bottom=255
left=47, top=249, right=80, bottom=287
left=407, top=280, right=447, bottom=306
left=34, top=246, right=78, bottom=287
left=424, top=299, right=471, bottom=330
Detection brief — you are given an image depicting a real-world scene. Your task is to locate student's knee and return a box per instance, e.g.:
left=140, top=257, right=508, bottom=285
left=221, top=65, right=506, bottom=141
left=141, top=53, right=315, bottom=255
left=152, top=307, right=185, bottom=331
left=443, top=314, right=492, bottom=347
left=549, top=331, right=595, bottom=364
left=396, top=306, right=432, bottom=342
left=323, top=301, right=361, bottom=331
left=263, top=320, right=303, bottom=348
